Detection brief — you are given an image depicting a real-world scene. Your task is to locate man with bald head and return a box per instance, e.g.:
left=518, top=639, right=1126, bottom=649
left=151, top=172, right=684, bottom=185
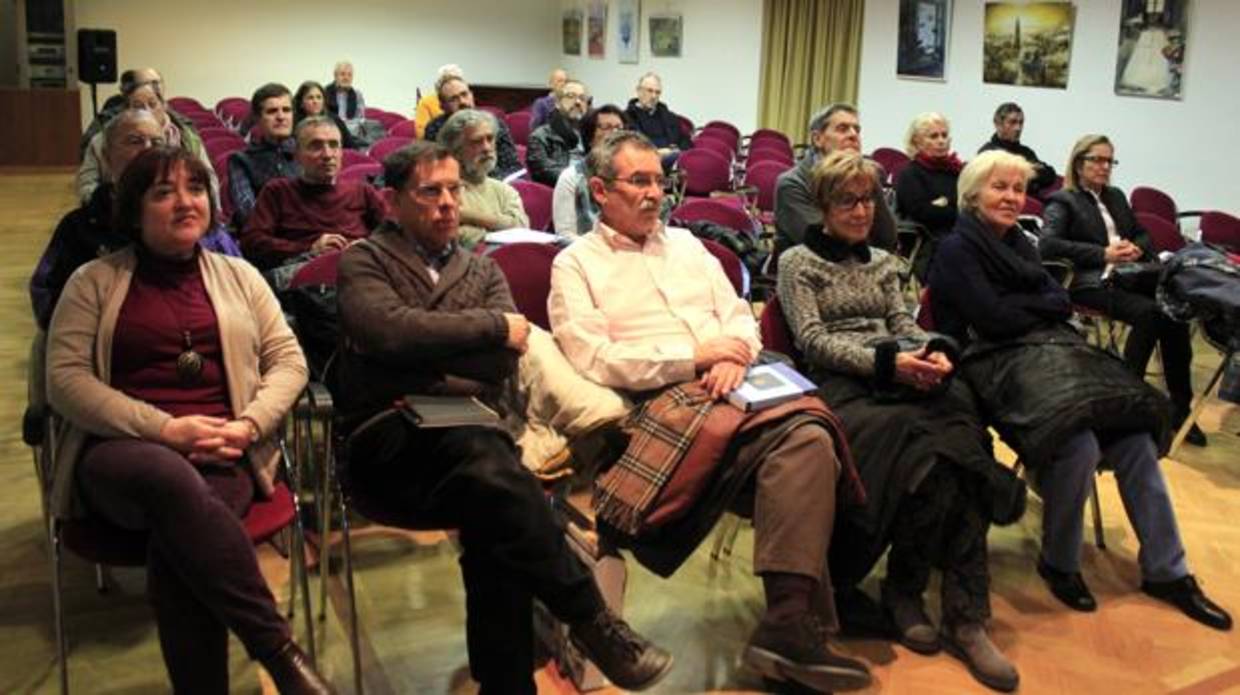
left=324, top=60, right=368, bottom=138
left=623, top=73, right=692, bottom=161
left=79, top=66, right=164, bottom=158
left=529, top=67, right=569, bottom=130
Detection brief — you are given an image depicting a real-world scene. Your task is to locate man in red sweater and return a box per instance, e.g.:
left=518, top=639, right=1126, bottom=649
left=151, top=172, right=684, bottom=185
left=240, top=116, right=386, bottom=270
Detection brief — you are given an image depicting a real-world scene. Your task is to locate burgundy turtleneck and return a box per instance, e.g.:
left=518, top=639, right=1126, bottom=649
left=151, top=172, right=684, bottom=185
left=111, top=247, right=233, bottom=419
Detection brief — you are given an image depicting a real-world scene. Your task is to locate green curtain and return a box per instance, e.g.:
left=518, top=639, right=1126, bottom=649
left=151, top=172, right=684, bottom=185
left=758, top=0, right=865, bottom=143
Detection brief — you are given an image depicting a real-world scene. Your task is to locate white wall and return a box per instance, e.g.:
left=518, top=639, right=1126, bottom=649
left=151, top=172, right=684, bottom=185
left=557, top=0, right=764, bottom=134
left=858, top=0, right=1239, bottom=215
left=73, top=0, right=562, bottom=121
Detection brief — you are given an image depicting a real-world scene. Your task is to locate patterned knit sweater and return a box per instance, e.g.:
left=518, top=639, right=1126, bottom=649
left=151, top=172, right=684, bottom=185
left=776, top=244, right=925, bottom=377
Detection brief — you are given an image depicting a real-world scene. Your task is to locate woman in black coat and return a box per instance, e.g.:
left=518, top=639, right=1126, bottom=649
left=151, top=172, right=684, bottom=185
left=895, top=111, right=963, bottom=281
left=930, top=150, right=1230, bottom=634
left=293, top=81, right=362, bottom=150
left=1039, top=134, right=1202, bottom=445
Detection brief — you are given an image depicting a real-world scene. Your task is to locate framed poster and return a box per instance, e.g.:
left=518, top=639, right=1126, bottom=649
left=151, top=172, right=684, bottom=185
left=617, top=0, right=641, bottom=64
left=588, top=0, right=608, bottom=59
left=983, top=2, right=1076, bottom=89
left=649, top=13, right=682, bottom=58
left=563, top=10, right=582, bottom=56
left=1115, top=0, right=1187, bottom=99
left=897, top=0, right=951, bottom=80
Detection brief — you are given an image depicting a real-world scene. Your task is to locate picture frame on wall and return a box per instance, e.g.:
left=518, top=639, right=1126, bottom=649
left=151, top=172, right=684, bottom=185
left=897, top=0, right=951, bottom=80
left=588, top=0, right=608, bottom=59
left=1115, top=0, right=1187, bottom=99
left=648, top=13, right=682, bottom=58
left=616, top=0, right=641, bottom=64
left=563, top=9, right=583, bottom=56
left=982, top=2, right=1076, bottom=89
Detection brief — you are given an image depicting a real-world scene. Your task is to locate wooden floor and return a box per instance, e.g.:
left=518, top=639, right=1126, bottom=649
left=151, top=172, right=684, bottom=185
left=1, top=170, right=1237, bottom=694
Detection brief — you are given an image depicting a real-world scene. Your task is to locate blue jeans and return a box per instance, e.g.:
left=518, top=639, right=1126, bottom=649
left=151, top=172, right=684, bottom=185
left=1037, top=430, right=1188, bottom=582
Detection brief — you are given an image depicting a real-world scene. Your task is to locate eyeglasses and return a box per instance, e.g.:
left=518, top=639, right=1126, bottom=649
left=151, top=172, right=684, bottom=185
left=605, top=173, right=666, bottom=190
left=1082, top=156, right=1119, bottom=167
left=561, top=92, right=589, bottom=103
left=121, top=134, right=166, bottom=148
left=412, top=183, right=462, bottom=201
left=829, top=193, right=877, bottom=210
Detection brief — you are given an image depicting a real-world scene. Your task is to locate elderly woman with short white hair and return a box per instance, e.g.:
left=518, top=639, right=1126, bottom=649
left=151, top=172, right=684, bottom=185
left=929, top=149, right=1231, bottom=635
left=894, top=111, right=962, bottom=281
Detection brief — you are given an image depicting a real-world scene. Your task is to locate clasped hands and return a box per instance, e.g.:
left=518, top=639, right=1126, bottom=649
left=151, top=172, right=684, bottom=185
left=894, top=347, right=953, bottom=391
left=1104, top=239, right=1143, bottom=264
left=160, top=415, right=257, bottom=465
left=695, top=337, right=754, bottom=400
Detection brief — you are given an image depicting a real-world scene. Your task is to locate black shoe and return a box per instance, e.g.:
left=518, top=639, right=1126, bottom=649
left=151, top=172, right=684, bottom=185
left=1037, top=558, right=1096, bottom=612
left=743, top=612, right=871, bottom=692
left=1142, top=575, right=1232, bottom=631
left=1184, top=424, right=1208, bottom=447
left=881, top=581, right=940, bottom=655
left=262, top=641, right=337, bottom=695
left=835, top=586, right=893, bottom=639
left=569, top=609, right=674, bottom=691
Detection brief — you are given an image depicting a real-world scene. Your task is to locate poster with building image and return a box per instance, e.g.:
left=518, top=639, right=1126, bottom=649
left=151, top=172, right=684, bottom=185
left=1115, top=0, right=1187, bottom=99
left=563, top=9, right=582, bottom=56
left=897, top=0, right=951, bottom=80
left=617, top=0, right=640, bottom=64
left=983, top=2, right=1075, bottom=89
left=588, top=0, right=608, bottom=59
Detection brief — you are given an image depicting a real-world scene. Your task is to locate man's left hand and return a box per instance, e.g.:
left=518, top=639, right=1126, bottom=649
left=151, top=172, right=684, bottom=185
left=701, top=360, right=748, bottom=400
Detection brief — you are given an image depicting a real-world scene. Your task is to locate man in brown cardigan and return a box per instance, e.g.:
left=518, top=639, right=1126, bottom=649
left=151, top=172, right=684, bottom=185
left=333, top=140, right=672, bottom=694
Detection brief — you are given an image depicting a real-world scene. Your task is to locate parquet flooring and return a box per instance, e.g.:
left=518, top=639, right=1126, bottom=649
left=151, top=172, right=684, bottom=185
left=1, top=170, right=1236, bottom=694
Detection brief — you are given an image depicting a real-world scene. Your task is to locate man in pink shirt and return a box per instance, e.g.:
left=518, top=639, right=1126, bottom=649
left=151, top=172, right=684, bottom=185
left=548, top=131, right=870, bottom=694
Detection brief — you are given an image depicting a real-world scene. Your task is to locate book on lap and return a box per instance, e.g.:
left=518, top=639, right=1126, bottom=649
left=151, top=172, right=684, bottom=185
left=400, top=395, right=502, bottom=429
left=727, top=362, right=817, bottom=412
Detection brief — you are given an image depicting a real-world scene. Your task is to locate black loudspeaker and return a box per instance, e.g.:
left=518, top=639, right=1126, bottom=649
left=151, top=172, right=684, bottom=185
left=77, top=29, right=117, bottom=84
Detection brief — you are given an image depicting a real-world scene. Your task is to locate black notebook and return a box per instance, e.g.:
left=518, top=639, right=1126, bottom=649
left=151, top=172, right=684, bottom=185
left=400, top=395, right=502, bottom=429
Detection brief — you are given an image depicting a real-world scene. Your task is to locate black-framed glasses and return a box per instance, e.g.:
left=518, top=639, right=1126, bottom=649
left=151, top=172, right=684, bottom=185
left=605, top=173, right=666, bottom=190
left=1082, top=156, right=1118, bottom=167
left=829, top=192, right=877, bottom=210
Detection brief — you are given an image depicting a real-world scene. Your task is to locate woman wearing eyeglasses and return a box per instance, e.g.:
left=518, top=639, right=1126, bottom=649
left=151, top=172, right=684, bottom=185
left=1040, top=135, right=1204, bottom=446
left=777, top=150, right=1024, bottom=692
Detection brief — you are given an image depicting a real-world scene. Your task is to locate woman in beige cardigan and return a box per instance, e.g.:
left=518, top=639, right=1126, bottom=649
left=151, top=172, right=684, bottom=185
left=45, top=147, right=332, bottom=694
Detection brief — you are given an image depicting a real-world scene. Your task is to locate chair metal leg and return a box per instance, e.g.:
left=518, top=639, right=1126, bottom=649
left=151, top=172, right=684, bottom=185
left=1169, top=350, right=1231, bottom=455
left=94, top=564, right=108, bottom=593
left=1090, top=479, right=1106, bottom=550
left=318, top=419, right=334, bottom=622
left=339, top=490, right=363, bottom=695
left=280, top=437, right=317, bottom=660
left=50, top=518, right=68, bottom=695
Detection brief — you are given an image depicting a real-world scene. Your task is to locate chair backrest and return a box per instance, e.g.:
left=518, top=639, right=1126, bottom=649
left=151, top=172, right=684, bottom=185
left=198, top=126, right=240, bottom=141
left=676, top=148, right=733, bottom=197
left=505, top=111, right=533, bottom=147
left=1021, top=196, right=1044, bottom=217
left=916, top=286, right=935, bottom=331
left=699, top=125, right=740, bottom=151
left=516, top=144, right=527, bottom=167
left=700, top=238, right=744, bottom=296
left=339, top=162, right=383, bottom=185
left=744, top=160, right=786, bottom=212
left=1201, top=211, right=1240, bottom=251
left=477, top=105, right=507, bottom=121
left=370, top=111, right=407, bottom=131
left=748, top=138, right=794, bottom=158
left=1130, top=186, right=1178, bottom=224
left=671, top=197, right=754, bottom=235
left=368, top=136, right=413, bottom=163
left=746, top=147, right=795, bottom=169
left=758, top=294, right=800, bottom=360
left=340, top=149, right=376, bottom=169
left=870, top=147, right=911, bottom=177
left=168, top=96, right=206, bottom=113
left=386, top=120, right=417, bottom=139
left=1136, top=211, right=1186, bottom=254
left=702, top=120, right=741, bottom=140
left=489, top=242, right=561, bottom=329
left=692, top=133, right=735, bottom=160
left=676, top=115, right=695, bottom=140
left=287, top=250, right=343, bottom=289
left=189, top=113, right=226, bottom=130
left=510, top=180, right=554, bottom=232
left=204, top=137, right=244, bottom=161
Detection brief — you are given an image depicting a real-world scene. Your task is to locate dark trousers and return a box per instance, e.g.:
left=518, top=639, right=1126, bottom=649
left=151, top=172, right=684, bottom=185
left=1073, top=284, right=1194, bottom=412
left=347, top=424, right=601, bottom=695
left=886, top=463, right=991, bottom=625
left=76, top=439, right=291, bottom=695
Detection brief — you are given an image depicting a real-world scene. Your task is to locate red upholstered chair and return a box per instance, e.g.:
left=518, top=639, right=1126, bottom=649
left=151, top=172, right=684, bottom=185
left=1021, top=196, right=1044, bottom=218
left=699, top=125, right=740, bottom=152
left=1129, top=186, right=1178, bottom=224
left=511, top=180, right=554, bottom=232
left=489, top=242, right=562, bottom=330
left=676, top=148, right=734, bottom=198
left=340, top=162, right=382, bottom=185
left=341, top=149, right=376, bottom=169
left=505, top=111, right=533, bottom=147
left=743, top=160, right=786, bottom=224
left=368, top=135, right=413, bottom=163
left=516, top=144, right=527, bottom=168
left=204, top=137, right=244, bottom=162
left=386, top=120, right=417, bottom=139
left=676, top=115, right=695, bottom=141
left=215, top=97, right=251, bottom=127
left=692, top=133, right=735, bottom=160
left=189, top=113, right=227, bottom=131
left=700, top=238, right=744, bottom=296
left=198, top=126, right=240, bottom=142
left=672, top=197, right=756, bottom=237
left=168, top=96, right=206, bottom=113
left=1201, top=211, right=1240, bottom=251
left=916, top=286, right=935, bottom=331
left=477, top=105, right=507, bottom=121
left=748, top=128, right=792, bottom=150
left=746, top=147, right=795, bottom=170
left=759, top=294, right=801, bottom=362
left=870, top=147, right=911, bottom=179
left=702, top=120, right=741, bottom=141
left=1136, top=212, right=1187, bottom=254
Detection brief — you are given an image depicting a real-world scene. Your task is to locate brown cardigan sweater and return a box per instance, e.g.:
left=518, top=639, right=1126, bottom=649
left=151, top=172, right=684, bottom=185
left=46, top=247, right=308, bottom=518
left=335, top=221, right=518, bottom=428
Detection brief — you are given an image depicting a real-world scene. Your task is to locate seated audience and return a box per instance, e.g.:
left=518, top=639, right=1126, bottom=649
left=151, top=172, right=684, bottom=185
left=774, top=103, right=897, bottom=256
left=1040, top=134, right=1204, bottom=446
left=294, top=80, right=362, bottom=150
left=240, top=117, right=385, bottom=271
left=552, top=105, right=625, bottom=239
left=333, top=140, right=673, bottom=694
left=423, top=75, right=522, bottom=179
left=977, top=102, right=1057, bottom=197
left=79, top=81, right=216, bottom=206
left=527, top=79, right=589, bottom=186
left=413, top=63, right=462, bottom=138
left=929, top=150, right=1231, bottom=633
left=323, top=60, right=367, bottom=137
left=34, top=109, right=240, bottom=330
left=549, top=131, right=870, bottom=693
left=436, top=109, right=528, bottom=248
left=895, top=111, right=961, bottom=281
left=228, top=83, right=299, bottom=228
left=79, top=66, right=163, bottom=158
left=529, top=67, right=568, bottom=130
left=777, top=150, right=1023, bottom=692
left=623, top=73, right=692, bottom=165
left=44, top=147, right=331, bottom=694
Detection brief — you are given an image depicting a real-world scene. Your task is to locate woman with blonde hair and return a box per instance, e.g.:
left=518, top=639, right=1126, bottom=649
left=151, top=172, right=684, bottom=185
left=894, top=112, right=963, bottom=280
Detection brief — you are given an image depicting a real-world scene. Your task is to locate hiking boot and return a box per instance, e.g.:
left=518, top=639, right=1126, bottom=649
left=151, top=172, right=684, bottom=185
left=941, top=622, right=1019, bottom=692
left=569, top=609, right=673, bottom=691
left=881, top=581, right=940, bottom=655
left=743, top=612, right=871, bottom=692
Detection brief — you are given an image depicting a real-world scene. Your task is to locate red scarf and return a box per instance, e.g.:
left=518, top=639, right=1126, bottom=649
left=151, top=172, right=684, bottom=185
left=915, top=151, right=964, bottom=174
